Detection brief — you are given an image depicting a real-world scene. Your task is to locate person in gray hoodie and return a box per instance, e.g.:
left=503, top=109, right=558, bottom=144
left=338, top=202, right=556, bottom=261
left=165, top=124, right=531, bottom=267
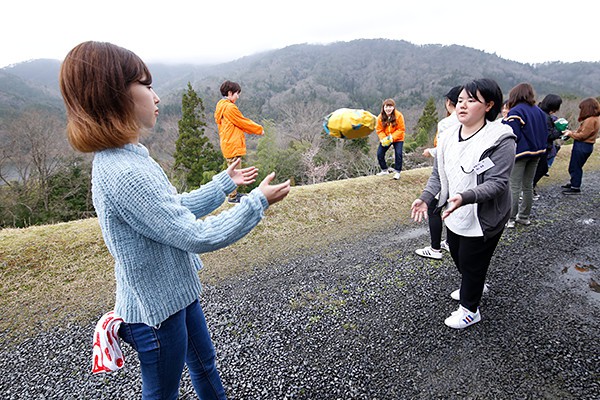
left=411, top=78, right=516, bottom=329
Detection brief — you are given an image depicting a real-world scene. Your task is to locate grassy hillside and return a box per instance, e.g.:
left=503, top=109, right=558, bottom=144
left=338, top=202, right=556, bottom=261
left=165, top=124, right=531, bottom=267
left=0, top=143, right=597, bottom=346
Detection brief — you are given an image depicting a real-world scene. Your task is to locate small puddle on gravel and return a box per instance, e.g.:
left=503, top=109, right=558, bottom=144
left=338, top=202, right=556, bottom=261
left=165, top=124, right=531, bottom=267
left=560, top=263, right=600, bottom=295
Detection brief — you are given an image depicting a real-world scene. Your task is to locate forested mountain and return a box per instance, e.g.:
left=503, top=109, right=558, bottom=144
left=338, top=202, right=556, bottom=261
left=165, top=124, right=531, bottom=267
left=2, top=39, right=599, bottom=129
left=0, top=59, right=63, bottom=120
left=180, top=39, right=599, bottom=120
left=2, top=38, right=599, bottom=228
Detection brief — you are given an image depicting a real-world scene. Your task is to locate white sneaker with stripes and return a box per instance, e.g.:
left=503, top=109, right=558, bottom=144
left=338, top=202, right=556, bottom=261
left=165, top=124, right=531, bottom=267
left=444, top=305, right=481, bottom=329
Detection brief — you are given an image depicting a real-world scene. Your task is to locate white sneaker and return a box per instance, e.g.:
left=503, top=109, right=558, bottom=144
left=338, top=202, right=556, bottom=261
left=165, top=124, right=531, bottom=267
left=415, top=246, right=443, bottom=260
left=506, top=220, right=515, bottom=228
left=440, top=240, right=450, bottom=252
left=445, top=305, right=481, bottom=329
left=450, top=283, right=489, bottom=301
left=376, top=170, right=390, bottom=176
left=393, top=172, right=401, bottom=180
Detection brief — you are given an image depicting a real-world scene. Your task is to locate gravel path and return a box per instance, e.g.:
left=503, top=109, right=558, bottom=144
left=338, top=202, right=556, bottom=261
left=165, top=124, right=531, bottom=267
left=2, top=172, right=599, bottom=399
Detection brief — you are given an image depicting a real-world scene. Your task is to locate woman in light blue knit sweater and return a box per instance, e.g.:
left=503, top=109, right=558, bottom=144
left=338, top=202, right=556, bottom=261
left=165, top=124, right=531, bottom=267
left=59, top=41, right=290, bottom=399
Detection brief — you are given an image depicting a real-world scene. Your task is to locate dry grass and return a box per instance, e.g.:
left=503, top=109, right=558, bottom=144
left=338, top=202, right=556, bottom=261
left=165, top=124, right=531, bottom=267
left=1, top=143, right=597, bottom=345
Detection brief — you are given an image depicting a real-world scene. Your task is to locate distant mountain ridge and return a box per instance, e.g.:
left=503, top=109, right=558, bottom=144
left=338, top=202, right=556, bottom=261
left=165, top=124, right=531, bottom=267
left=1, top=39, right=599, bottom=124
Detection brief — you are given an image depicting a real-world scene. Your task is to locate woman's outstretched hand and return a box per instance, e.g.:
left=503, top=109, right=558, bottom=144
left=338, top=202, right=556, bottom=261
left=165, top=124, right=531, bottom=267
left=258, top=173, right=291, bottom=205
left=411, top=199, right=428, bottom=223
left=226, top=158, right=258, bottom=186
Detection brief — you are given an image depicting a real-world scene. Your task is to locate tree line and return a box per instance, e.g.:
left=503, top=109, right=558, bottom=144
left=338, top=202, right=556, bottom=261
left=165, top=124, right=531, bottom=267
left=0, top=80, right=586, bottom=229
left=0, top=82, right=441, bottom=228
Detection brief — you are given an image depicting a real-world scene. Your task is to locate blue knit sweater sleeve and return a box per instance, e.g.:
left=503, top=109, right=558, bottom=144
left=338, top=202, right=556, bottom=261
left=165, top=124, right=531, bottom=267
left=176, top=172, right=237, bottom=219
left=98, top=150, right=268, bottom=255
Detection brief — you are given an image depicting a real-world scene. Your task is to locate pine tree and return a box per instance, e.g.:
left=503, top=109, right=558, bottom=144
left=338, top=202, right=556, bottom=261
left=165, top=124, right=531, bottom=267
left=414, top=97, right=439, bottom=145
left=403, top=96, right=440, bottom=153
left=174, top=83, right=223, bottom=189
left=254, top=121, right=303, bottom=186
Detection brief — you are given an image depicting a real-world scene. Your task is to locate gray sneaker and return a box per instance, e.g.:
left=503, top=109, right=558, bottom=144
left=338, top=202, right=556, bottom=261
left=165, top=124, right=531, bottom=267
left=440, top=240, right=450, bottom=252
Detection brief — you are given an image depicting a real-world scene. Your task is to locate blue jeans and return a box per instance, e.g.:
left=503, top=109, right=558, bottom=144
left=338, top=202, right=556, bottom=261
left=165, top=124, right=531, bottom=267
left=377, top=141, right=403, bottom=172
left=119, top=300, right=226, bottom=400
left=568, top=141, right=594, bottom=189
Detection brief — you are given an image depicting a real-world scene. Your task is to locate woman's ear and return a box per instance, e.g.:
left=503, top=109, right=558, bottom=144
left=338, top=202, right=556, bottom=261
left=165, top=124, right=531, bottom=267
left=486, top=101, right=494, bottom=112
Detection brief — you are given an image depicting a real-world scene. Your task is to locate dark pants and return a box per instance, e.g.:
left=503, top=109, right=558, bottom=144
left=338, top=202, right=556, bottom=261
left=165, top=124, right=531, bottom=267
left=446, top=228, right=503, bottom=313
left=533, top=150, right=549, bottom=188
left=568, top=141, right=594, bottom=189
left=427, top=199, right=443, bottom=250
left=377, top=141, right=403, bottom=172
left=226, top=156, right=243, bottom=200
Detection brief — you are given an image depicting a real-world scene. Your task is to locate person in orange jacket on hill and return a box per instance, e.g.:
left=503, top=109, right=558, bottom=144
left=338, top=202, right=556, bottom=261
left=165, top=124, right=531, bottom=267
left=215, top=80, right=264, bottom=203
left=375, top=98, right=406, bottom=180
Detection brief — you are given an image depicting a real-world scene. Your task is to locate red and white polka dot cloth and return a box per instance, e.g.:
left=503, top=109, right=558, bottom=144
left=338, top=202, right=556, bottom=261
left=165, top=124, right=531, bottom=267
left=92, top=311, right=125, bottom=374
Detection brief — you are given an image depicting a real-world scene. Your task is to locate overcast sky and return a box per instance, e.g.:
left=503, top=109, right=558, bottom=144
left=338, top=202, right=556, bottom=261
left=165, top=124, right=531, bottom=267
left=2, top=0, right=597, bottom=69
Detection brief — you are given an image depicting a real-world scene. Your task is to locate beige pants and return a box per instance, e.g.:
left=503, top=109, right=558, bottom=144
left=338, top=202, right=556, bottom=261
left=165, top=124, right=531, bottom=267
left=225, top=156, right=242, bottom=199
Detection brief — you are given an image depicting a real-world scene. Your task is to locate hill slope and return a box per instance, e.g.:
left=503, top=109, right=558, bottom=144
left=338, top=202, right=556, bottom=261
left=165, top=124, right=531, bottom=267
left=0, top=144, right=596, bottom=347
left=2, top=39, right=599, bottom=124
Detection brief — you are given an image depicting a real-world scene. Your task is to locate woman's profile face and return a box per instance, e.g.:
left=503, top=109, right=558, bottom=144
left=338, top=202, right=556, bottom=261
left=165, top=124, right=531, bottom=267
left=130, top=77, right=160, bottom=131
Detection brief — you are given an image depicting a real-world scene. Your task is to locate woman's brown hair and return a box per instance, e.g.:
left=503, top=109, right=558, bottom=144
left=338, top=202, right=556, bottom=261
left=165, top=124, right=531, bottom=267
left=380, top=98, right=397, bottom=128
left=577, top=97, right=600, bottom=122
left=507, top=82, right=536, bottom=108
left=59, top=41, right=152, bottom=152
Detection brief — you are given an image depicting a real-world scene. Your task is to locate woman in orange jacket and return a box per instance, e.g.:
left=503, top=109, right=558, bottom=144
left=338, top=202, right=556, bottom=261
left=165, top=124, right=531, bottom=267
left=376, top=98, right=406, bottom=180
left=215, top=80, right=264, bottom=203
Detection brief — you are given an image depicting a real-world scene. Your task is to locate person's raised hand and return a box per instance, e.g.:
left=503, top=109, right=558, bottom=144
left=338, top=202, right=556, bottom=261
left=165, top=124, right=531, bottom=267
left=226, top=158, right=258, bottom=186
left=258, top=172, right=291, bottom=205
left=411, top=199, right=428, bottom=223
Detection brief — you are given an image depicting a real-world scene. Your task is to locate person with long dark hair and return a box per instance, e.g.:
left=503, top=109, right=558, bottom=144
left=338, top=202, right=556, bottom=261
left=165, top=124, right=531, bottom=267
left=532, top=94, right=563, bottom=198
left=375, top=98, right=406, bottom=180
left=415, top=86, right=461, bottom=260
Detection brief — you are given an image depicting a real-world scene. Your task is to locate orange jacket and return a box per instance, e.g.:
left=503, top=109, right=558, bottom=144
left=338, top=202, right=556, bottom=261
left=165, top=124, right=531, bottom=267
left=214, top=99, right=263, bottom=158
left=376, top=110, right=405, bottom=142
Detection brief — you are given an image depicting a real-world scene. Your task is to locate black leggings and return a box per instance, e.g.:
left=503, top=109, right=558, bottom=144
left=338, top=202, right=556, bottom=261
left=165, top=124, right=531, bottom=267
left=427, top=199, right=443, bottom=250
left=446, top=228, right=503, bottom=312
